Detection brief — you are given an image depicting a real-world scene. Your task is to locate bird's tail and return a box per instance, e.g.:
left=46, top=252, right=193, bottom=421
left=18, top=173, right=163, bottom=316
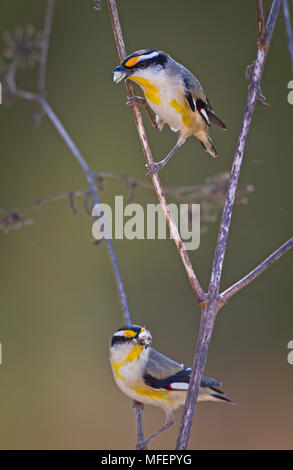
left=199, top=135, right=218, bottom=158
left=199, top=385, right=235, bottom=404
left=208, top=110, right=227, bottom=130
left=208, top=386, right=235, bottom=404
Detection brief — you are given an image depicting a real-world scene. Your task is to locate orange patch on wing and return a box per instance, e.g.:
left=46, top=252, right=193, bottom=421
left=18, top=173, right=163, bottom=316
left=125, top=56, right=140, bottom=67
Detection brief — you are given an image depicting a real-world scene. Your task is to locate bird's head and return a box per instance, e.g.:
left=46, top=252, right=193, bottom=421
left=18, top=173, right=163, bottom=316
left=113, top=49, right=167, bottom=83
left=110, top=325, right=152, bottom=349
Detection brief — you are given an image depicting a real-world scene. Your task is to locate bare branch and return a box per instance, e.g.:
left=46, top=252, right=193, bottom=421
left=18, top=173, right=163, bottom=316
left=107, top=0, right=206, bottom=304
left=208, top=0, right=281, bottom=301
left=282, top=0, right=293, bottom=74
left=256, top=0, right=266, bottom=45
left=176, top=0, right=281, bottom=450
left=1, top=171, right=253, bottom=236
left=220, top=236, right=293, bottom=304
left=133, top=401, right=146, bottom=450
left=3, top=0, right=288, bottom=451
left=4, top=3, right=131, bottom=328
left=36, top=96, right=132, bottom=325
left=39, top=0, right=55, bottom=94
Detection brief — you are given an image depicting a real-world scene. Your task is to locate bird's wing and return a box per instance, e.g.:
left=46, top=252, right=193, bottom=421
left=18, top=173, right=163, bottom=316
left=182, top=68, right=226, bottom=130
left=144, top=348, right=184, bottom=380
left=143, top=348, right=222, bottom=392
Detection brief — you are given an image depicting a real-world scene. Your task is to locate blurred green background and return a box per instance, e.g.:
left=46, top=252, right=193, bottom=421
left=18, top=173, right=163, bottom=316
left=0, top=0, right=292, bottom=450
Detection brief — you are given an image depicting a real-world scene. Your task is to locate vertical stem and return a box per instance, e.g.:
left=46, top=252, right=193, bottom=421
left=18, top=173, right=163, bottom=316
left=282, top=0, right=293, bottom=74
left=176, top=303, right=217, bottom=450
left=208, top=0, right=281, bottom=300
left=256, top=0, right=265, bottom=44
left=134, top=403, right=145, bottom=449
left=176, top=0, right=281, bottom=450
left=38, top=96, right=131, bottom=325
left=39, top=0, right=56, bottom=94
left=107, top=0, right=206, bottom=303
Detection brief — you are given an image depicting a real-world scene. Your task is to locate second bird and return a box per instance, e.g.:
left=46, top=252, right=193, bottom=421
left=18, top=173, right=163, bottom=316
left=113, top=49, right=226, bottom=175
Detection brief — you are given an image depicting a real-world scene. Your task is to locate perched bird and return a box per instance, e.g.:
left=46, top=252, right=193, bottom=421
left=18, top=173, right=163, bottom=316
left=110, top=325, right=233, bottom=448
left=113, top=49, right=226, bottom=175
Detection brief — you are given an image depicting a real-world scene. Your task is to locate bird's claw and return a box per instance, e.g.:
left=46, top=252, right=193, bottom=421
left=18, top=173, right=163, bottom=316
left=125, top=96, right=146, bottom=108
left=146, top=162, right=164, bottom=176
left=132, top=400, right=144, bottom=410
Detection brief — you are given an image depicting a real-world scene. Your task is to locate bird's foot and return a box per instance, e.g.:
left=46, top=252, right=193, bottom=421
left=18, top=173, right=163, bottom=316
left=136, top=420, right=174, bottom=449
left=132, top=400, right=144, bottom=410
left=146, top=161, right=164, bottom=176
left=125, top=96, right=146, bottom=108
left=126, top=96, right=159, bottom=130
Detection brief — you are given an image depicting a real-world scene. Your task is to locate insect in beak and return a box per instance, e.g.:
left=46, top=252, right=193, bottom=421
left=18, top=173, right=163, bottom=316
left=137, top=329, right=152, bottom=347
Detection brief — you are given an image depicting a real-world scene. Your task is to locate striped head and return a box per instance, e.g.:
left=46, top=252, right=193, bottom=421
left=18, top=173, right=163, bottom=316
left=110, top=325, right=152, bottom=381
left=113, top=49, right=167, bottom=84
left=110, top=325, right=152, bottom=349
left=110, top=325, right=152, bottom=352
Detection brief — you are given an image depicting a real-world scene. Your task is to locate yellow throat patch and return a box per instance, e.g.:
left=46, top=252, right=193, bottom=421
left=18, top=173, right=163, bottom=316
left=111, top=345, right=143, bottom=382
left=130, top=76, right=161, bottom=105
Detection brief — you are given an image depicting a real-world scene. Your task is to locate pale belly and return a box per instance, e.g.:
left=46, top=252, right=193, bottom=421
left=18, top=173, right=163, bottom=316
left=130, top=75, right=202, bottom=138
left=147, top=93, right=199, bottom=137
left=147, top=82, right=207, bottom=140
left=112, top=360, right=186, bottom=411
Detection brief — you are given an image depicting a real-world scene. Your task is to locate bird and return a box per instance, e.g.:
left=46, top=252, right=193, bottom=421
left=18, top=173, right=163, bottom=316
left=110, top=325, right=233, bottom=449
left=113, top=49, right=226, bottom=176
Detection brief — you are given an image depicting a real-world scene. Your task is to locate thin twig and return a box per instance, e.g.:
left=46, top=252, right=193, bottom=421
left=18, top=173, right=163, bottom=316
left=5, top=1, right=140, bottom=442
left=256, top=0, right=266, bottom=45
left=176, top=0, right=282, bottom=450
left=282, top=0, right=293, bottom=74
left=4, top=1, right=131, bottom=326
left=37, top=96, right=132, bottom=325
left=133, top=401, right=146, bottom=450
left=107, top=0, right=206, bottom=304
left=39, top=0, right=55, bottom=94
left=4, top=0, right=290, bottom=452
left=0, top=171, right=253, bottom=237
left=6, top=173, right=223, bottom=214
left=220, top=236, right=293, bottom=304
left=209, top=0, right=282, bottom=301
left=19, top=189, right=91, bottom=215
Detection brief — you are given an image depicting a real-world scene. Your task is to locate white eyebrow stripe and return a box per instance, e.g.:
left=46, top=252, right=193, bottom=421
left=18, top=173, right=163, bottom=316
left=113, top=331, right=127, bottom=337
left=137, top=51, right=160, bottom=63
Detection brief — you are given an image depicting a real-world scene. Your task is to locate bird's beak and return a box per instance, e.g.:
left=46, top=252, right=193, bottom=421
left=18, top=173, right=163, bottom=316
left=113, top=65, right=128, bottom=84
